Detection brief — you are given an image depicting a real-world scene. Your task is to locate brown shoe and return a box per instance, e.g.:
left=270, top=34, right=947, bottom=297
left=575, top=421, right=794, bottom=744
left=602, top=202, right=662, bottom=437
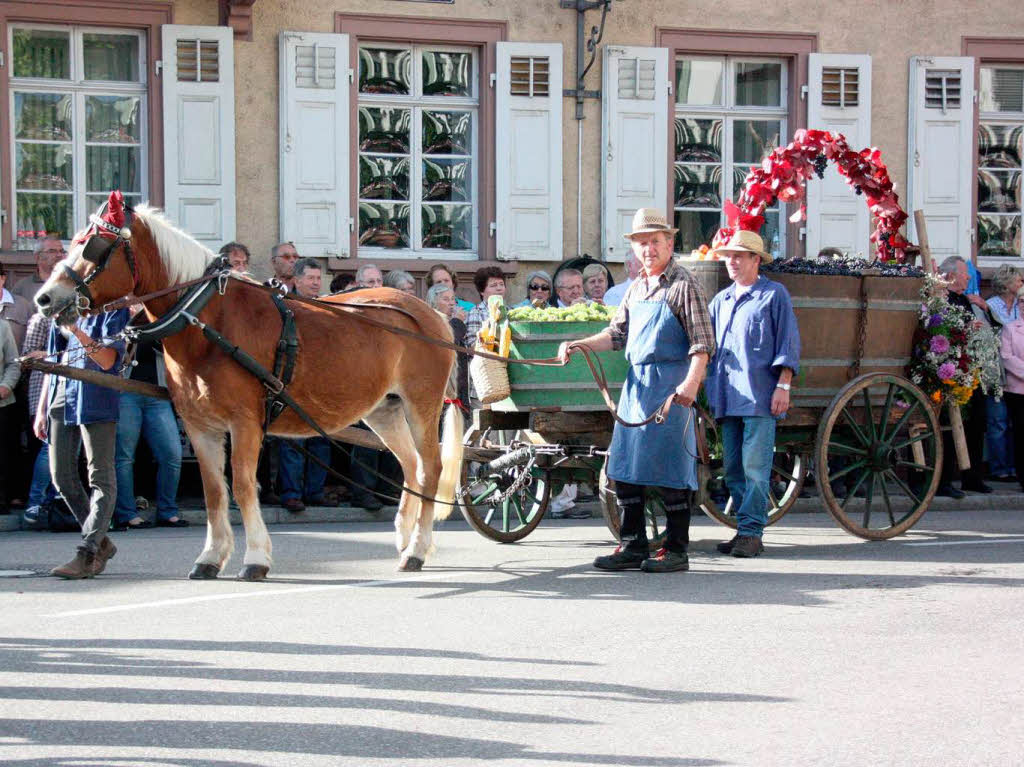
left=731, top=535, right=765, bottom=558
left=91, top=537, right=117, bottom=575
left=51, top=550, right=96, bottom=580
left=282, top=498, right=305, bottom=513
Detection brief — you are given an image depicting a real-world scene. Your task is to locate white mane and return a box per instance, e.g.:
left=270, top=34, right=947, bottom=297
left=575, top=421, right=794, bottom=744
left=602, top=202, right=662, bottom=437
left=133, top=204, right=216, bottom=284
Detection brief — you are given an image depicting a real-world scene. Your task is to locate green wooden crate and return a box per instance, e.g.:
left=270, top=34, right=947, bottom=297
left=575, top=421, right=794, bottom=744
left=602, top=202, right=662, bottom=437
left=490, top=320, right=629, bottom=412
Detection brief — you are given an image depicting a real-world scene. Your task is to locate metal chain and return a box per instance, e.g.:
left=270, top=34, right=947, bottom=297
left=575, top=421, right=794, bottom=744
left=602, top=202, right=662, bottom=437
left=460, top=443, right=538, bottom=506
left=850, top=276, right=869, bottom=380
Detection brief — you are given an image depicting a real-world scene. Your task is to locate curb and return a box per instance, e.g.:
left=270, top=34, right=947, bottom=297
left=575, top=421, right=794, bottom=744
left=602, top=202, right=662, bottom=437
left=4, top=486, right=1021, bottom=533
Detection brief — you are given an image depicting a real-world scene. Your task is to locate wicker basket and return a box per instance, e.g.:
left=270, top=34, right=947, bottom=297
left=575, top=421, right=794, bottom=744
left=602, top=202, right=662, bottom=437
left=469, top=353, right=510, bottom=405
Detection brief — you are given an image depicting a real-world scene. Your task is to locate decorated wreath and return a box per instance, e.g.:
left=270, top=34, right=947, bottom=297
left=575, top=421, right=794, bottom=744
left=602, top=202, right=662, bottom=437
left=711, top=128, right=911, bottom=264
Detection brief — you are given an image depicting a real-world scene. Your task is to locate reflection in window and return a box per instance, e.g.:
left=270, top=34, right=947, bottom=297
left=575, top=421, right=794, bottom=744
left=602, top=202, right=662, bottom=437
left=674, top=56, right=787, bottom=255
left=357, top=44, right=477, bottom=254
left=978, top=92, right=1024, bottom=260
left=10, top=25, right=147, bottom=242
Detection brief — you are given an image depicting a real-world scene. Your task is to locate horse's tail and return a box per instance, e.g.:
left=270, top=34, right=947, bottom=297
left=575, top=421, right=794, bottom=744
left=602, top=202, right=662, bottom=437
left=434, top=400, right=464, bottom=520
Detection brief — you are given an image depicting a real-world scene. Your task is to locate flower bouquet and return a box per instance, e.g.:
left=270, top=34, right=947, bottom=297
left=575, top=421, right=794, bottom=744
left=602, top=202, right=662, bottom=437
left=909, top=274, right=1003, bottom=407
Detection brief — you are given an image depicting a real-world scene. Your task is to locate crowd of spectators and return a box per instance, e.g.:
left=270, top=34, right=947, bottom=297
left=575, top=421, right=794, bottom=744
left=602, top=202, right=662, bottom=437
left=0, top=236, right=631, bottom=534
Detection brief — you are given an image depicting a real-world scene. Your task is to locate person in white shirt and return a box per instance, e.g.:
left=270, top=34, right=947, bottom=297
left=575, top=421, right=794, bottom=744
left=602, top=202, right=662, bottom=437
left=603, top=251, right=640, bottom=307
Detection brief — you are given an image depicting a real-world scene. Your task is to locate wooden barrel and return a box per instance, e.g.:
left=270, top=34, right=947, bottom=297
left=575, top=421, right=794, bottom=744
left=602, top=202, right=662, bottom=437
left=771, top=272, right=922, bottom=409
left=682, top=260, right=922, bottom=411
left=492, top=320, right=629, bottom=412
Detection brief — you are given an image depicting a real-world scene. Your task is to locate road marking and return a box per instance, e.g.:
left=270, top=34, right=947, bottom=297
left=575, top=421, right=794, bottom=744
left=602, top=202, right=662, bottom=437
left=904, top=536, right=1024, bottom=547
left=44, top=572, right=463, bottom=618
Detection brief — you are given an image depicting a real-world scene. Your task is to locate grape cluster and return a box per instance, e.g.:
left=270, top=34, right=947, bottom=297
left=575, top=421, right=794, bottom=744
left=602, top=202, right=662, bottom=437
left=763, top=257, right=924, bottom=278
left=813, top=155, right=828, bottom=179
left=507, top=304, right=617, bottom=322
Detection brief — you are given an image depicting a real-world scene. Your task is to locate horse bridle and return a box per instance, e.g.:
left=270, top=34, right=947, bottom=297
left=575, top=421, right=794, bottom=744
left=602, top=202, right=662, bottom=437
left=63, top=203, right=138, bottom=311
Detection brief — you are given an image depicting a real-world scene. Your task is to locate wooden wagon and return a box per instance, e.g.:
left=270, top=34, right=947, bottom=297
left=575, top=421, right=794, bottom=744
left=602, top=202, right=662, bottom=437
left=459, top=262, right=943, bottom=544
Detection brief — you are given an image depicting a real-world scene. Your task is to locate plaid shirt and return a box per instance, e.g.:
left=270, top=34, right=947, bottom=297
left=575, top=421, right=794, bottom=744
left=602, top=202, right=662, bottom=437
left=606, top=259, right=716, bottom=358
left=21, top=312, right=51, bottom=416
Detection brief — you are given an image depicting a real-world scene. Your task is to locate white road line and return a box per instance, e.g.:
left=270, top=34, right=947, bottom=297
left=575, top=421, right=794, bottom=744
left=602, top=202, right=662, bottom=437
left=904, top=536, right=1024, bottom=547
left=44, top=572, right=463, bottom=618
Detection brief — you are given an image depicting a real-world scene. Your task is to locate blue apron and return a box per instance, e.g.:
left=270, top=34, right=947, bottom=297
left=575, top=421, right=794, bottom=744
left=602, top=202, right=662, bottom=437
left=606, top=298, right=698, bottom=489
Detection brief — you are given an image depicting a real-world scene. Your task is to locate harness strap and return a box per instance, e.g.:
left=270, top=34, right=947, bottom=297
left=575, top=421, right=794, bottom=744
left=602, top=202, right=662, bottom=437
left=264, top=291, right=299, bottom=429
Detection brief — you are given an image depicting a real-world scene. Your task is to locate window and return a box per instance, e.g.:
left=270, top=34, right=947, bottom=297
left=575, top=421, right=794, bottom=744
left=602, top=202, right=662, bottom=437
left=356, top=43, right=478, bottom=258
left=9, top=24, right=148, bottom=244
left=673, top=56, right=788, bottom=255
left=977, top=65, right=1023, bottom=260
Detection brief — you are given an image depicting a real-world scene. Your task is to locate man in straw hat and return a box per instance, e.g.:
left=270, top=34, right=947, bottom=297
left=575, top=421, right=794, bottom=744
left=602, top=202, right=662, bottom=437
left=705, top=229, right=800, bottom=558
left=558, top=208, right=715, bottom=572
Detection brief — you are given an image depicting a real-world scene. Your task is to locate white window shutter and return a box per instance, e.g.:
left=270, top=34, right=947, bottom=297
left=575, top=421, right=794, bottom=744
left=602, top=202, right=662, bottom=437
left=162, top=25, right=236, bottom=249
left=279, top=31, right=351, bottom=259
left=806, top=53, right=872, bottom=258
left=495, top=42, right=563, bottom=261
left=907, top=56, right=975, bottom=261
left=601, top=46, right=669, bottom=263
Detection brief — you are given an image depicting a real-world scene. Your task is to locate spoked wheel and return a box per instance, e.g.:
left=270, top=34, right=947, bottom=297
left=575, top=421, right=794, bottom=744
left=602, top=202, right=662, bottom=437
left=458, top=428, right=550, bottom=543
left=598, top=464, right=667, bottom=551
left=815, top=373, right=942, bottom=539
left=698, top=451, right=807, bottom=528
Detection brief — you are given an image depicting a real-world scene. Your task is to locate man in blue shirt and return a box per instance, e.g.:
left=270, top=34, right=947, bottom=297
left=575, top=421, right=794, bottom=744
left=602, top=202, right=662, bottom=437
left=705, top=230, right=800, bottom=558
left=34, top=309, right=129, bottom=578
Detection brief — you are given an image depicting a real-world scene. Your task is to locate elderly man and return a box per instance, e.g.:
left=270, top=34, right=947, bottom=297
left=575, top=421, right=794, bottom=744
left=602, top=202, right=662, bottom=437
left=604, top=251, right=640, bottom=307
left=560, top=208, right=715, bottom=572
left=355, top=264, right=384, bottom=289
left=583, top=263, right=609, bottom=304
left=705, top=230, right=800, bottom=558
left=277, top=258, right=330, bottom=512
left=219, top=241, right=251, bottom=273
left=292, top=258, right=323, bottom=298
left=934, top=255, right=991, bottom=498
left=554, top=269, right=588, bottom=308
left=13, top=237, right=63, bottom=303
left=269, top=242, right=300, bottom=290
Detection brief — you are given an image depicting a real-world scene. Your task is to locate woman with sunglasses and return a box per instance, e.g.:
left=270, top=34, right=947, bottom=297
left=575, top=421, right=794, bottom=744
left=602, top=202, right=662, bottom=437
left=515, top=270, right=555, bottom=308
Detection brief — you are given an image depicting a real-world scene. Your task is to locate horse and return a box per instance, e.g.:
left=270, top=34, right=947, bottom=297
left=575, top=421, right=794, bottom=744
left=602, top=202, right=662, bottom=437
left=34, top=194, right=464, bottom=579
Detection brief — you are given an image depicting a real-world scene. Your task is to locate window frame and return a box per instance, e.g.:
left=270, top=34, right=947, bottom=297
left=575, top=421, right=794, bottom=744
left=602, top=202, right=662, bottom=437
left=673, top=54, right=790, bottom=256
left=0, top=0, right=171, bottom=254
left=658, top=28, right=815, bottom=258
left=356, top=41, right=480, bottom=260
left=335, top=12, right=506, bottom=276
left=964, top=37, right=1024, bottom=267
left=8, top=22, right=149, bottom=243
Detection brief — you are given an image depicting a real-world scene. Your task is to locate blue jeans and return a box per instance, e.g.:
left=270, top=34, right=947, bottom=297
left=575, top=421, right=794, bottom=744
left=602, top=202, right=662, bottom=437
left=114, top=393, right=182, bottom=523
left=279, top=437, right=330, bottom=502
left=986, top=396, right=1015, bottom=477
left=721, top=416, right=776, bottom=538
left=27, top=444, right=58, bottom=508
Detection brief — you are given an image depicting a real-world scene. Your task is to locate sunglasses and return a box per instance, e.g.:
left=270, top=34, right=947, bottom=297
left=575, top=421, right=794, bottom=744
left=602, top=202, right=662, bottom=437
left=528, top=283, right=550, bottom=291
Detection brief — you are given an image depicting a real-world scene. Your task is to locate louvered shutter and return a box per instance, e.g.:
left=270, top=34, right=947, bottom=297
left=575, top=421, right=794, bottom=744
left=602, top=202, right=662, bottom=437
left=495, top=42, right=563, bottom=261
left=279, top=31, right=351, bottom=259
left=601, top=46, right=669, bottom=262
left=162, top=25, right=236, bottom=248
left=806, top=53, right=872, bottom=258
left=907, top=56, right=976, bottom=261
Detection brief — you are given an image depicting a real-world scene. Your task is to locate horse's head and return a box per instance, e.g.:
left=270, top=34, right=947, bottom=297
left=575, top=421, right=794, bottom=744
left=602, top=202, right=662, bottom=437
left=35, top=190, right=141, bottom=325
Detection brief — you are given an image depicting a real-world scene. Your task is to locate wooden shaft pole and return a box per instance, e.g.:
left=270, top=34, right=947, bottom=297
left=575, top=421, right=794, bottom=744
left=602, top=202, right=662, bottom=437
left=913, top=210, right=934, bottom=274
left=947, top=402, right=971, bottom=471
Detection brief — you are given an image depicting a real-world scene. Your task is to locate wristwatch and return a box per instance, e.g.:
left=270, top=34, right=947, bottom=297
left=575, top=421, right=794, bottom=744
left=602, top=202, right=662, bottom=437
left=776, top=382, right=791, bottom=391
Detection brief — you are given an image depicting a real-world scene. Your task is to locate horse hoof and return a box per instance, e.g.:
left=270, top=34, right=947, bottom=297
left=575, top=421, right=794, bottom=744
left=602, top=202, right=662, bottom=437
left=188, top=563, right=220, bottom=580
left=398, top=556, right=424, bottom=572
left=238, top=564, right=270, bottom=581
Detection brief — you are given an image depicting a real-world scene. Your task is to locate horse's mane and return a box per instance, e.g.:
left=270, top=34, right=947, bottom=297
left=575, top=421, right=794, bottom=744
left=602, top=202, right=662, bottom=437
left=132, top=204, right=216, bottom=284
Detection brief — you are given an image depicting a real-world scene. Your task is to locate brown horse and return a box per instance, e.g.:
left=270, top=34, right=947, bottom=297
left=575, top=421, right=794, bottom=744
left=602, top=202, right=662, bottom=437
left=34, top=201, right=463, bottom=579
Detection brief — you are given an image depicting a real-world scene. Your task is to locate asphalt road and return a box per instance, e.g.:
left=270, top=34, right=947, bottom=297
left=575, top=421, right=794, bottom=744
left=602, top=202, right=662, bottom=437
left=1, top=509, right=1022, bottom=767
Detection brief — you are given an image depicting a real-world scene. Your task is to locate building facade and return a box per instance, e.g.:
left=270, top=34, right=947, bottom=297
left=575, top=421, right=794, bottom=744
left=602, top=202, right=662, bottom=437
left=1, top=0, right=1022, bottom=297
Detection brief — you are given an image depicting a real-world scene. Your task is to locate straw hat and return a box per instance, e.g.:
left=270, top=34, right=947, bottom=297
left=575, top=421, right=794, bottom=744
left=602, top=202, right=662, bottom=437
left=624, top=208, right=678, bottom=240
left=713, top=229, right=773, bottom=264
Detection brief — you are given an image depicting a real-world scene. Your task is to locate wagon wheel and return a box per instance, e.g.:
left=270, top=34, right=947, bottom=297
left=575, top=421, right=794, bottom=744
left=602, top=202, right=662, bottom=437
left=598, top=464, right=667, bottom=551
left=814, top=373, right=941, bottom=540
left=698, top=451, right=808, bottom=528
left=458, top=428, right=550, bottom=543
